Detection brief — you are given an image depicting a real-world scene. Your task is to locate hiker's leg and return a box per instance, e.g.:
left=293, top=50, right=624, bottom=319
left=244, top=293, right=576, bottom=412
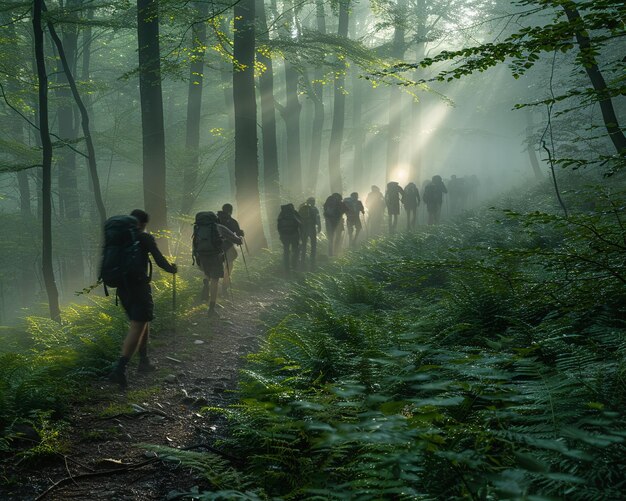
left=310, top=232, right=317, bottom=268
left=300, top=234, right=308, bottom=265
left=292, top=236, right=300, bottom=270
left=122, top=320, right=148, bottom=359
left=137, top=322, right=150, bottom=359
left=282, top=240, right=290, bottom=274
left=327, top=225, right=335, bottom=256
left=209, top=278, right=219, bottom=310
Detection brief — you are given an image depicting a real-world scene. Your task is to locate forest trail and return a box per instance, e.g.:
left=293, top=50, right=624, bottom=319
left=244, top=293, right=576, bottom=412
left=4, top=288, right=278, bottom=500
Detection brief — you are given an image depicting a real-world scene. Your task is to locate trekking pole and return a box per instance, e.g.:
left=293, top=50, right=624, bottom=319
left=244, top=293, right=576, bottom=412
left=224, top=253, right=234, bottom=302
left=172, top=272, right=177, bottom=354
left=239, top=244, right=251, bottom=279
left=243, top=235, right=250, bottom=254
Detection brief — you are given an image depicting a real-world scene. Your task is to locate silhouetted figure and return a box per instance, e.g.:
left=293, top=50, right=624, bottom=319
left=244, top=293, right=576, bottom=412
left=217, top=203, right=244, bottom=297
left=385, top=181, right=404, bottom=234
left=108, top=209, right=177, bottom=389
left=277, top=203, right=301, bottom=276
left=447, top=175, right=469, bottom=216
left=344, top=192, right=365, bottom=248
left=365, top=185, right=385, bottom=236
left=299, top=197, right=321, bottom=270
left=402, top=182, right=420, bottom=230
left=323, top=193, right=347, bottom=257
left=423, top=175, right=447, bottom=225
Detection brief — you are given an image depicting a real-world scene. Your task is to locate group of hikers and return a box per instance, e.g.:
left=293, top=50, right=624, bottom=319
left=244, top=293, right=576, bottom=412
left=103, top=173, right=478, bottom=388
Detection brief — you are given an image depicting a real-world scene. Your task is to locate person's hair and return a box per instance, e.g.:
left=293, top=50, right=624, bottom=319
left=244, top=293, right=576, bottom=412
left=306, top=197, right=315, bottom=205
left=222, top=203, right=233, bottom=213
left=130, top=209, right=149, bottom=224
left=350, top=192, right=358, bottom=198
left=371, top=185, right=379, bottom=192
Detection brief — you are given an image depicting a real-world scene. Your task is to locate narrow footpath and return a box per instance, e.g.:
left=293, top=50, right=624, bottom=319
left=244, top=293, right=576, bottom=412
left=4, top=289, right=279, bottom=500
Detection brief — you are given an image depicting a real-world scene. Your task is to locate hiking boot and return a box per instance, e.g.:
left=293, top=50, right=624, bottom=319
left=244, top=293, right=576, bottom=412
left=137, top=358, right=157, bottom=373
left=108, top=367, right=127, bottom=389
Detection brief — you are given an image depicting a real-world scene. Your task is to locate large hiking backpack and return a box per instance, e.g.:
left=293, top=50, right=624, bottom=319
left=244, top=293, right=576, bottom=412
left=343, top=198, right=359, bottom=219
left=386, top=182, right=401, bottom=203
left=277, top=205, right=300, bottom=236
left=423, top=183, right=436, bottom=205
left=323, top=196, right=341, bottom=219
left=99, top=215, right=147, bottom=289
left=298, top=203, right=315, bottom=229
left=192, top=212, right=223, bottom=264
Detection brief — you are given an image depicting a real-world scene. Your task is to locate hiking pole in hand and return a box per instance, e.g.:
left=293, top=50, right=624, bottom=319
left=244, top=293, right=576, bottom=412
left=239, top=243, right=251, bottom=279
left=172, top=272, right=177, bottom=354
left=223, top=253, right=234, bottom=302
left=242, top=236, right=250, bottom=255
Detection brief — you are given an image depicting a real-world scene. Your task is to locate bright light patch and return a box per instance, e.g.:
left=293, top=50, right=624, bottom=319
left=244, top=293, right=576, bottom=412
left=391, top=164, right=410, bottom=185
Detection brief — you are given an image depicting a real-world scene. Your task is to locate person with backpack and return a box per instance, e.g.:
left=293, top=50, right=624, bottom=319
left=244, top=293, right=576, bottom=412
left=299, top=197, right=321, bottom=270
left=323, top=193, right=347, bottom=257
left=423, top=175, right=448, bottom=225
left=277, top=203, right=302, bottom=276
left=106, top=209, right=177, bottom=389
left=344, top=192, right=365, bottom=248
left=193, top=211, right=242, bottom=317
left=402, top=182, right=421, bottom=230
left=365, top=185, right=385, bottom=236
left=385, top=181, right=404, bottom=234
left=217, top=203, right=244, bottom=297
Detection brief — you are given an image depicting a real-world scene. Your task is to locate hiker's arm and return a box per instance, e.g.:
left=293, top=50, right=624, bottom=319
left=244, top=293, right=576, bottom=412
left=218, top=224, right=243, bottom=245
left=144, top=234, right=177, bottom=273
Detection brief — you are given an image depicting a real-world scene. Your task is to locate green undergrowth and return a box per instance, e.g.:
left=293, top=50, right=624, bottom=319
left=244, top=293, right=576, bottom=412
left=162, top=179, right=626, bottom=499
left=0, top=270, right=201, bottom=460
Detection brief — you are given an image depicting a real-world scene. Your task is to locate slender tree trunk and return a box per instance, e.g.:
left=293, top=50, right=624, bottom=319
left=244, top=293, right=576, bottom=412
left=307, top=0, right=326, bottom=193
left=33, top=0, right=61, bottom=322
left=409, top=0, right=426, bottom=184
left=525, top=110, right=543, bottom=180
left=256, top=0, right=280, bottom=243
left=276, top=0, right=302, bottom=195
left=233, top=0, right=267, bottom=252
left=219, top=17, right=237, bottom=201
left=328, top=0, right=350, bottom=194
left=181, top=1, right=209, bottom=215
left=352, top=71, right=364, bottom=188
left=137, top=0, right=168, bottom=239
left=562, top=3, right=626, bottom=156
left=386, top=0, right=406, bottom=182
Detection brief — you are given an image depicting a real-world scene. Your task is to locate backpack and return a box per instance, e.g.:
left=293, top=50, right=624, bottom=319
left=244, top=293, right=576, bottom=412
left=344, top=198, right=359, bottom=219
left=323, top=196, right=341, bottom=219
left=192, top=212, right=223, bottom=264
left=277, top=205, right=300, bottom=236
left=299, top=203, right=315, bottom=229
left=99, top=215, right=147, bottom=290
left=386, top=182, right=400, bottom=203
left=423, top=183, right=435, bottom=204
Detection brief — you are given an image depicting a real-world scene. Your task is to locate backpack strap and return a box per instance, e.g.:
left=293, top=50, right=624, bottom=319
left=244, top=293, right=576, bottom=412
left=147, top=258, right=153, bottom=283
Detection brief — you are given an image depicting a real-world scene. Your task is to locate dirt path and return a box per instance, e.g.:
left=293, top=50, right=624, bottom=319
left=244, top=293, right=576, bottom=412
left=3, top=289, right=278, bottom=500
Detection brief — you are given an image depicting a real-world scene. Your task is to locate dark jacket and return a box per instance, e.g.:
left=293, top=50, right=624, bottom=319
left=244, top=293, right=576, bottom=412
left=138, top=232, right=176, bottom=278
left=217, top=211, right=244, bottom=250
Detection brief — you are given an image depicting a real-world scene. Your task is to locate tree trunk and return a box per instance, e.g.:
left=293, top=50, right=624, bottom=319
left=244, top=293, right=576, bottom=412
left=409, top=0, right=426, bottom=184
left=328, top=0, right=350, bottom=195
left=137, top=0, right=168, bottom=240
left=233, top=0, right=268, bottom=252
left=307, top=0, right=326, bottom=193
left=386, top=0, right=406, bottom=183
left=562, top=3, right=626, bottom=156
left=219, top=17, right=236, bottom=201
left=256, top=0, right=280, bottom=243
left=181, top=1, right=209, bottom=215
left=33, top=0, right=61, bottom=322
left=525, top=110, right=543, bottom=180
left=352, top=71, right=364, bottom=188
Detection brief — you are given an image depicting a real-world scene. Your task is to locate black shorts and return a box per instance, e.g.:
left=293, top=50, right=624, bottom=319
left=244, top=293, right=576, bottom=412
left=117, top=281, right=154, bottom=322
left=197, top=253, right=224, bottom=279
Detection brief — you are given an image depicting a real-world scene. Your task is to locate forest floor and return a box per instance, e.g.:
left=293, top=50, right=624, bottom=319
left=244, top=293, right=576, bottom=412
left=2, top=287, right=278, bottom=500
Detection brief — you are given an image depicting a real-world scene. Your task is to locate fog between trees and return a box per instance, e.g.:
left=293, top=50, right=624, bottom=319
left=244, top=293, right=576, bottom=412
left=0, top=0, right=623, bottom=320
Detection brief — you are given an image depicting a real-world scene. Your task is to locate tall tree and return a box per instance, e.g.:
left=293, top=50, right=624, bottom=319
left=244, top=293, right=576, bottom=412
left=33, top=0, right=61, bottom=322
left=181, top=1, right=210, bottom=215
left=386, top=0, right=407, bottom=183
left=306, top=0, right=326, bottom=193
left=233, top=0, right=267, bottom=252
left=328, top=0, right=350, bottom=194
left=276, top=0, right=302, bottom=195
left=256, top=0, right=280, bottom=241
left=137, top=0, right=168, bottom=237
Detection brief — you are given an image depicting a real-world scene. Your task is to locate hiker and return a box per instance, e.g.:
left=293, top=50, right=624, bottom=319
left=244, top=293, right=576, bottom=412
left=323, top=193, right=348, bottom=257
left=365, top=185, right=385, bottom=236
left=344, top=192, right=365, bottom=248
left=277, top=203, right=302, bottom=276
left=423, top=175, right=448, bottom=225
left=217, top=203, right=245, bottom=297
left=107, top=209, right=177, bottom=389
left=194, top=211, right=242, bottom=317
left=402, top=182, right=421, bottom=230
left=385, top=181, right=404, bottom=234
left=299, top=197, right=321, bottom=270
left=447, top=175, right=469, bottom=216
